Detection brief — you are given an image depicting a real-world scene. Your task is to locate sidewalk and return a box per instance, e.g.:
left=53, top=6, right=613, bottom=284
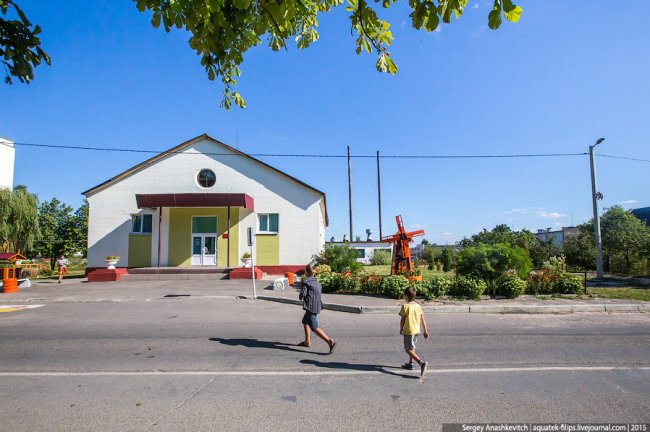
left=1, top=278, right=648, bottom=314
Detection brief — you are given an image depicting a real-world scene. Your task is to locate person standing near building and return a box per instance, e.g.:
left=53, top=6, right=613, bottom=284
left=298, top=264, right=336, bottom=354
left=57, top=254, right=69, bottom=284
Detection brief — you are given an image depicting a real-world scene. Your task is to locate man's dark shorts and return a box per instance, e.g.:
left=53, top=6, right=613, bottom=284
left=302, top=311, right=319, bottom=330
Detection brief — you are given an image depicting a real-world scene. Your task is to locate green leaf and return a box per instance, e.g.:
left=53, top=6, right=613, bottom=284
left=488, top=7, right=502, bottom=30
left=424, top=11, right=439, bottom=32
left=152, top=11, right=161, bottom=28
left=504, top=5, right=522, bottom=22
left=233, top=0, right=251, bottom=10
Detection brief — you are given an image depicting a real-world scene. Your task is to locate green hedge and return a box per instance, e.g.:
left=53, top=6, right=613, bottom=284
left=315, top=270, right=583, bottom=300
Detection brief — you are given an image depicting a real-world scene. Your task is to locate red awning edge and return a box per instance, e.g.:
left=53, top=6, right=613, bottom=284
left=136, top=193, right=254, bottom=211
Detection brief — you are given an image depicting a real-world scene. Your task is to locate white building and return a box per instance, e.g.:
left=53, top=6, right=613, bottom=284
left=0, top=137, right=15, bottom=190
left=326, top=240, right=392, bottom=265
left=535, top=227, right=578, bottom=247
left=83, top=134, right=328, bottom=271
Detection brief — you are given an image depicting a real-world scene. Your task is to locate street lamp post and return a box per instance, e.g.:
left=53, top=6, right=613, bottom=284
left=589, top=138, right=605, bottom=279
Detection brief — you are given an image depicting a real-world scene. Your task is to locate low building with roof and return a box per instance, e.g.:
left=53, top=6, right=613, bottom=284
left=83, top=134, right=328, bottom=273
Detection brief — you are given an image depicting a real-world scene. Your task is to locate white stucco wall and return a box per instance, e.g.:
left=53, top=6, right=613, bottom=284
left=0, top=137, right=15, bottom=190
left=85, top=137, right=326, bottom=268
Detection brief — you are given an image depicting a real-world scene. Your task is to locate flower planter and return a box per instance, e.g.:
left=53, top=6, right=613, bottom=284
left=407, top=275, right=423, bottom=283
left=105, top=260, right=119, bottom=270
left=241, top=258, right=252, bottom=268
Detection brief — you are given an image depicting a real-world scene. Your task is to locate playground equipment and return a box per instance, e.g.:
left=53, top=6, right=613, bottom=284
left=380, top=215, right=425, bottom=276
left=0, top=252, right=26, bottom=293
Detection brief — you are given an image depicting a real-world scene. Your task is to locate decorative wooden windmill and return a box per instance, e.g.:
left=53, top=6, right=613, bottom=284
left=381, top=215, right=425, bottom=275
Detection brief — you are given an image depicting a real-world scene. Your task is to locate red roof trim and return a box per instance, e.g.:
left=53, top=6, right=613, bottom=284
left=0, top=253, right=27, bottom=260
left=136, top=193, right=254, bottom=210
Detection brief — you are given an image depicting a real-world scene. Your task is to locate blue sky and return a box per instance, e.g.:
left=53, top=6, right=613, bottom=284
left=2, top=1, right=649, bottom=244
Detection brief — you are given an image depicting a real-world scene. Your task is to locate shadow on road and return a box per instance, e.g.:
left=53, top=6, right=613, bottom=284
left=210, top=337, right=327, bottom=355
left=300, top=359, right=419, bottom=379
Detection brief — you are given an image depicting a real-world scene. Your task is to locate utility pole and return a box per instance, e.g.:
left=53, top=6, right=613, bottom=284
left=376, top=150, right=383, bottom=240
left=589, top=138, right=606, bottom=279
left=347, top=146, right=353, bottom=242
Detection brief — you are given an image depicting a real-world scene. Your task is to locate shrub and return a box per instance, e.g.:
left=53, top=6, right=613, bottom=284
left=554, top=273, right=584, bottom=294
left=380, top=275, right=410, bottom=299
left=314, top=264, right=331, bottom=274
left=359, top=274, right=383, bottom=295
left=439, top=246, right=454, bottom=272
left=423, top=246, right=437, bottom=270
left=19, top=268, right=38, bottom=279
left=526, top=271, right=555, bottom=295
left=526, top=256, right=567, bottom=295
left=422, top=275, right=451, bottom=298
left=451, top=276, right=486, bottom=300
left=313, top=245, right=362, bottom=274
left=339, top=274, right=361, bottom=293
left=455, top=243, right=532, bottom=291
left=37, top=268, right=55, bottom=278
left=498, top=275, right=526, bottom=299
left=316, top=273, right=341, bottom=293
left=369, top=250, right=391, bottom=266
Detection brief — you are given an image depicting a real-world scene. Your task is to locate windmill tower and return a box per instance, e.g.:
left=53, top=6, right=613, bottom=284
left=0, top=136, right=15, bottom=190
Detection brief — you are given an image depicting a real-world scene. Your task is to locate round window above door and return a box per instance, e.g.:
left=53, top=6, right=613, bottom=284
left=197, top=169, right=216, bottom=188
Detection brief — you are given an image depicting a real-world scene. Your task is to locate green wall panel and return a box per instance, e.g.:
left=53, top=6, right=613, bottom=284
left=128, top=234, right=152, bottom=267
left=168, top=208, right=240, bottom=267
left=255, top=234, right=279, bottom=266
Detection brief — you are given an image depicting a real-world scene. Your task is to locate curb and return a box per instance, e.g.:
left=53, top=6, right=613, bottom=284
left=256, top=296, right=648, bottom=315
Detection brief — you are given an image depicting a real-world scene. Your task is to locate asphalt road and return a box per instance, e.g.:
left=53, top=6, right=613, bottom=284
left=1, top=297, right=649, bottom=431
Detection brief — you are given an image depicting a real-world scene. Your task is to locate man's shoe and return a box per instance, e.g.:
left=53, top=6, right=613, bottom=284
left=401, top=362, right=415, bottom=370
left=420, top=361, right=428, bottom=378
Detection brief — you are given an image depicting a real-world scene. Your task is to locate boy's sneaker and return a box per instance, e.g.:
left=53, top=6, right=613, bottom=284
left=401, top=362, right=415, bottom=370
left=420, top=361, right=428, bottom=378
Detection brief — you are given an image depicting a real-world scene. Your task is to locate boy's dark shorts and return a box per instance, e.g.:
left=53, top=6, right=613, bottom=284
left=302, top=311, right=319, bottom=330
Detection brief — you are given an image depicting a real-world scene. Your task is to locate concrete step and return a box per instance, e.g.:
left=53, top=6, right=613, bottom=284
left=120, top=273, right=229, bottom=281
left=127, top=267, right=232, bottom=275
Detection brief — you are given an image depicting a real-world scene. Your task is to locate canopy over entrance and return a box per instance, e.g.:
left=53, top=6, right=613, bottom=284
left=136, top=193, right=254, bottom=210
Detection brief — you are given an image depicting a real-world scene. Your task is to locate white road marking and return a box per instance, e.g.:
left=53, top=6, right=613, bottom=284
left=0, top=366, right=648, bottom=377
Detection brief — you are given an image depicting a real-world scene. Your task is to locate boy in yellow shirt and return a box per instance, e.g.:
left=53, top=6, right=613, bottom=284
left=399, top=287, right=429, bottom=377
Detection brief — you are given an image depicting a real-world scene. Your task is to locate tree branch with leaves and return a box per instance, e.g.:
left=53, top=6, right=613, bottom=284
left=134, top=0, right=522, bottom=109
left=0, top=0, right=50, bottom=85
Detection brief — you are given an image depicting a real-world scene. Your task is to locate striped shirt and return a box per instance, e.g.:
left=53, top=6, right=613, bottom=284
left=300, top=276, right=323, bottom=314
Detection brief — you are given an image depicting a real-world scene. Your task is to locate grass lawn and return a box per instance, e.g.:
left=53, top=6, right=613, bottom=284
left=32, top=257, right=87, bottom=280
left=587, top=287, right=650, bottom=302
left=362, top=264, right=451, bottom=277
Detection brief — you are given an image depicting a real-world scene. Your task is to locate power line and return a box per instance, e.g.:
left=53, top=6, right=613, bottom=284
left=598, top=154, right=650, bottom=164
left=12, top=141, right=588, bottom=159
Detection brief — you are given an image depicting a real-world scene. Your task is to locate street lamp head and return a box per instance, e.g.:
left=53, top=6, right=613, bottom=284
left=595, top=137, right=605, bottom=145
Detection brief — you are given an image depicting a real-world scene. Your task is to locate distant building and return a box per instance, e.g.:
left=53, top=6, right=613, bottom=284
left=326, top=241, right=392, bottom=265
left=631, top=207, right=650, bottom=227
left=534, top=227, right=578, bottom=247
left=0, top=137, right=14, bottom=190
left=327, top=230, right=392, bottom=265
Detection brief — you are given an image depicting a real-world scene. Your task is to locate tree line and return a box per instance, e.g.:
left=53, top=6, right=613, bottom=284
left=0, top=186, right=88, bottom=270
left=426, top=206, right=650, bottom=277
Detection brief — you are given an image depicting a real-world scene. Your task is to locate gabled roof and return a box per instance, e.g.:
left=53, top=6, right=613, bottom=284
left=0, top=252, right=27, bottom=261
left=82, top=134, right=328, bottom=224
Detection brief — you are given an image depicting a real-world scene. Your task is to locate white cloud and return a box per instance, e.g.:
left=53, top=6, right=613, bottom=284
left=473, top=2, right=479, bottom=9
left=539, top=211, right=566, bottom=219
left=503, top=207, right=566, bottom=219
left=621, top=199, right=639, bottom=205
left=442, top=232, right=453, bottom=236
